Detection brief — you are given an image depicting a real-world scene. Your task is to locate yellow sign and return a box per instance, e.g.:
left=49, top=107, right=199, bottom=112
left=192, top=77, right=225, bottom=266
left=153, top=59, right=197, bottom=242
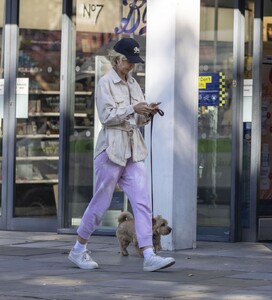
left=198, top=76, right=212, bottom=89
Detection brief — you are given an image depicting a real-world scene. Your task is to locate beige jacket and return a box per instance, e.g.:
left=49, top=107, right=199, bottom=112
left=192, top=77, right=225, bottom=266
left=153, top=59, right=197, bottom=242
left=94, top=68, right=150, bottom=166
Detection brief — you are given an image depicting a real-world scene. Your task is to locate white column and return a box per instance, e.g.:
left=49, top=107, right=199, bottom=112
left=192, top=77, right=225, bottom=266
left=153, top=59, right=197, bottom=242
left=145, top=0, right=200, bottom=250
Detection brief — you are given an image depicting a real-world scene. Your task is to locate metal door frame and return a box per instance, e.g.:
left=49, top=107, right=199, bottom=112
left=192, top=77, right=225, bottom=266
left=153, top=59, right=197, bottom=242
left=1, top=0, right=58, bottom=231
left=231, top=0, right=245, bottom=242
left=1, top=0, right=18, bottom=230
left=243, top=0, right=263, bottom=242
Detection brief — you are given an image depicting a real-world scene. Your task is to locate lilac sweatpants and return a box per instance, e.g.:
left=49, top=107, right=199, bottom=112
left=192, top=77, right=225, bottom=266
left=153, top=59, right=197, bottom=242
left=77, top=150, right=153, bottom=248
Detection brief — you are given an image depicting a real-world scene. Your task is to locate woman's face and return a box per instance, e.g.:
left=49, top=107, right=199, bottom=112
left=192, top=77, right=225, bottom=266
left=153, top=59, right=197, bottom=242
left=116, top=58, right=135, bottom=76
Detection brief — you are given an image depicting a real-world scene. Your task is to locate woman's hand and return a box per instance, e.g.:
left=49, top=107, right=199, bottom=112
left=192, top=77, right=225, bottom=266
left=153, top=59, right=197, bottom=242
left=133, top=102, right=161, bottom=115
left=148, top=102, right=161, bottom=115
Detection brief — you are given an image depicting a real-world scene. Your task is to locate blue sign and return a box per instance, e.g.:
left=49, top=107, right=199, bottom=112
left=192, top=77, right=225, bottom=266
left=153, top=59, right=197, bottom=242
left=115, top=0, right=146, bottom=35
left=198, top=72, right=226, bottom=107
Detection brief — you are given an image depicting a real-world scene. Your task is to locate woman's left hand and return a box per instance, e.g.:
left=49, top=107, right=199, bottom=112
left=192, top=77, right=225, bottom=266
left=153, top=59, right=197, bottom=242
left=148, top=102, right=161, bottom=115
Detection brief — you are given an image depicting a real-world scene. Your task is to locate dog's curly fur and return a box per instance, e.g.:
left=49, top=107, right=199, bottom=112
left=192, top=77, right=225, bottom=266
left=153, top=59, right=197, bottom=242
left=116, top=211, right=172, bottom=257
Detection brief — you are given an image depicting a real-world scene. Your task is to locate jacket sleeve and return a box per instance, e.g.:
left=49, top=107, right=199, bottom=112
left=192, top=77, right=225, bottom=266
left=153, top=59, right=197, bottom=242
left=136, top=113, right=151, bottom=127
left=130, top=83, right=151, bottom=127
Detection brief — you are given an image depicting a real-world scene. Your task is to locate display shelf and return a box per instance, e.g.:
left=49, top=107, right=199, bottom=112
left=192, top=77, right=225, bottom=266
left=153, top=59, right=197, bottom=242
left=41, top=90, right=59, bottom=95
left=11, top=86, right=92, bottom=208
left=29, top=90, right=93, bottom=96
left=75, top=112, right=88, bottom=118
left=28, top=112, right=87, bottom=118
left=0, top=156, right=59, bottom=162
left=0, top=135, right=58, bottom=140
left=0, top=156, right=59, bottom=161
left=136, top=72, right=145, bottom=77
left=74, top=125, right=92, bottom=130
left=28, top=112, right=60, bottom=117
left=0, top=179, right=58, bottom=184
left=29, top=89, right=60, bottom=95
left=75, top=91, right=93, bottom=95
left=16, top=156, right=59, bottom=161
left=16, top=134, right=59, bottom=139
left=15, top=179, right=58, bottom=184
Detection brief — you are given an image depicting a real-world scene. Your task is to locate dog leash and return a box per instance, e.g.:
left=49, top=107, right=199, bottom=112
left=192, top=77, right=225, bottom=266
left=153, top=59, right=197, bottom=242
left=149, top=107, right=164, bottom=212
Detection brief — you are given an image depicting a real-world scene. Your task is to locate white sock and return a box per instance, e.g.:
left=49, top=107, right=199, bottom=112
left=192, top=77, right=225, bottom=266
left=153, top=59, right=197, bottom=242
left=73, top=240, right=87, bottom=253
left=143, top=247, right=155, bottom=260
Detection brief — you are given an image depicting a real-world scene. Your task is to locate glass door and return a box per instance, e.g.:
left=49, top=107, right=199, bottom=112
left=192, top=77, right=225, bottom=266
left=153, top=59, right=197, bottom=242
left=14, top=0, right=62, bottom=218
left=198, top=1, right=235, bottom=240
left=0, top=0, right=4, bottom=219
left=62, top=0, right=146, bottom=231
left=258, top=0, right=272, bottom=240
left=241, top=0, right=254, bottom=241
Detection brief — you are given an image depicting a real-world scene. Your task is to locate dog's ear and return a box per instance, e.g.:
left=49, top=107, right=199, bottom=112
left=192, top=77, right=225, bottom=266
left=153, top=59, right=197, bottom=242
left=152, top=217, right=157, bottom=226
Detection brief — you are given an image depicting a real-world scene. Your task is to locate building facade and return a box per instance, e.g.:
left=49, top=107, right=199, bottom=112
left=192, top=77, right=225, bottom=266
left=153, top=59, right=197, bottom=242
left=0, top=0, right=271, bottom=249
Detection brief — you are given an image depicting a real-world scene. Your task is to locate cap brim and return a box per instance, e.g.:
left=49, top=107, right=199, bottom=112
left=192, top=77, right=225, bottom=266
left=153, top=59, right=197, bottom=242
left=127, top=56, right=144, bottom=64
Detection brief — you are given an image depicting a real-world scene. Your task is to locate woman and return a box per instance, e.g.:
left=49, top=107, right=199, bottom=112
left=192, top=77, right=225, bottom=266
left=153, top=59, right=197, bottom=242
left=68, top=37, right=175, bottom=272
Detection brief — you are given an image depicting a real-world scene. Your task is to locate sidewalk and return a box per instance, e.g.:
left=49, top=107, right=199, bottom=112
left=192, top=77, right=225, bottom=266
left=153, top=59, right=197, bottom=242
left=0, top=231, right=271, bottom=300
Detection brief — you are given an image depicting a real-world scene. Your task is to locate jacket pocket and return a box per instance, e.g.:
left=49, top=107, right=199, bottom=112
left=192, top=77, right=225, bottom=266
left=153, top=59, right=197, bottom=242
left=113, top=97, right=126, bottom=108
left=130, top=89, right=144, bottom=103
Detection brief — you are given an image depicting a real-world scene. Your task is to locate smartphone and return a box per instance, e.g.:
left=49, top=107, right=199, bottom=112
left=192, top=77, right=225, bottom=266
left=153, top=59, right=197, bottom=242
left=150, top=102, right=161, bottom=107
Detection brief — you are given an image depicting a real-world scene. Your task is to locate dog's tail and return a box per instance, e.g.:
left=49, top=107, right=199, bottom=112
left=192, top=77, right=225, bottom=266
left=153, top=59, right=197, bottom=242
left=118, top=211, right=134, bottom=224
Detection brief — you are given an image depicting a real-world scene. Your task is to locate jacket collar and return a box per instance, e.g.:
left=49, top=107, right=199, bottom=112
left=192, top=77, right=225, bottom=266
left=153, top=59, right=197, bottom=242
left=109, top=68, right=134, bottom=84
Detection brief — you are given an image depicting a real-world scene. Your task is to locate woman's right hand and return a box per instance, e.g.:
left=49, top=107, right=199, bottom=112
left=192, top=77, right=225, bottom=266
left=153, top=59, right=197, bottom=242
left=133, top=102, right=156, bottom=115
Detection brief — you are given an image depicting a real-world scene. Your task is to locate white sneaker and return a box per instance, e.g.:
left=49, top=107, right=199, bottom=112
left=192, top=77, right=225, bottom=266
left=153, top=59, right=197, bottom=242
left=143, top=254, right=175, bottom=272
left=68, top=248, right=99, bottom=270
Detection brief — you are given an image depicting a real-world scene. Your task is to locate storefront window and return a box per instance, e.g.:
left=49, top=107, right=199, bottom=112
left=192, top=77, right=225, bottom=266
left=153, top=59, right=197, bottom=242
left=198, top=0, right=234, bottom=239
left=0, top=0, right=4, bottom=217
left=260, top=1, right=272, bottom=220
left=65, top=0, right=146, bottom=229
left=15, top=0, right=62, bottom=216
left=241, top=0, right=254, bottom=230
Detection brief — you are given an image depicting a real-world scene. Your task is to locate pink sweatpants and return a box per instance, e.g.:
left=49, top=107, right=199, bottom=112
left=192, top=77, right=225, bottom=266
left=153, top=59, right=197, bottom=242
left=77, top=150, right=153, bottom=248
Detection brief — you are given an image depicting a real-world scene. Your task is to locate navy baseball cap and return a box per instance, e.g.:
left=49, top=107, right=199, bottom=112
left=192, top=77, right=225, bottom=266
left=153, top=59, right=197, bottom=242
left=114, top=38, right=144, bottom=64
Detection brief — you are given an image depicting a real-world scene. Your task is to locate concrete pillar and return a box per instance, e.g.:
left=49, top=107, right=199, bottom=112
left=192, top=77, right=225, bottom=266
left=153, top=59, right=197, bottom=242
left=145, top=0, right=200, bottom=250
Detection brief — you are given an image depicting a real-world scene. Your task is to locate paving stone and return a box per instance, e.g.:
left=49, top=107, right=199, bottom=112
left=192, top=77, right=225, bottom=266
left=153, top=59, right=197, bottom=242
left=0, top=231, right=271, bottom=300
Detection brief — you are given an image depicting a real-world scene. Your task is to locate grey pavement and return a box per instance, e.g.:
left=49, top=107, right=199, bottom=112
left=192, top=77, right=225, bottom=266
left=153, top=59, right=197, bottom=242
left=0, top=231, right=271, bottom=300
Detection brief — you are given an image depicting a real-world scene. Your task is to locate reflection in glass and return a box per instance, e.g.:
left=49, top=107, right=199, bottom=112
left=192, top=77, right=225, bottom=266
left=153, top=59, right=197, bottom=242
left=0, top=0, right=4, bottom=216
left=259, top=1, right=272, bottom=219
left=198, top=1, right=234, bottom=239
left=65, top=0, right=146, bottom=229
left=241, top=0, right=254, bottom=229
left=15, top=0, right=62, bottom=217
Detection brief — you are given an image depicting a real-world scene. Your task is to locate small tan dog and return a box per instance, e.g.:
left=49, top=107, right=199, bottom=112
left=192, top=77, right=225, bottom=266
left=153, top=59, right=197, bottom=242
left=116, top=211, right=172, bottom=257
